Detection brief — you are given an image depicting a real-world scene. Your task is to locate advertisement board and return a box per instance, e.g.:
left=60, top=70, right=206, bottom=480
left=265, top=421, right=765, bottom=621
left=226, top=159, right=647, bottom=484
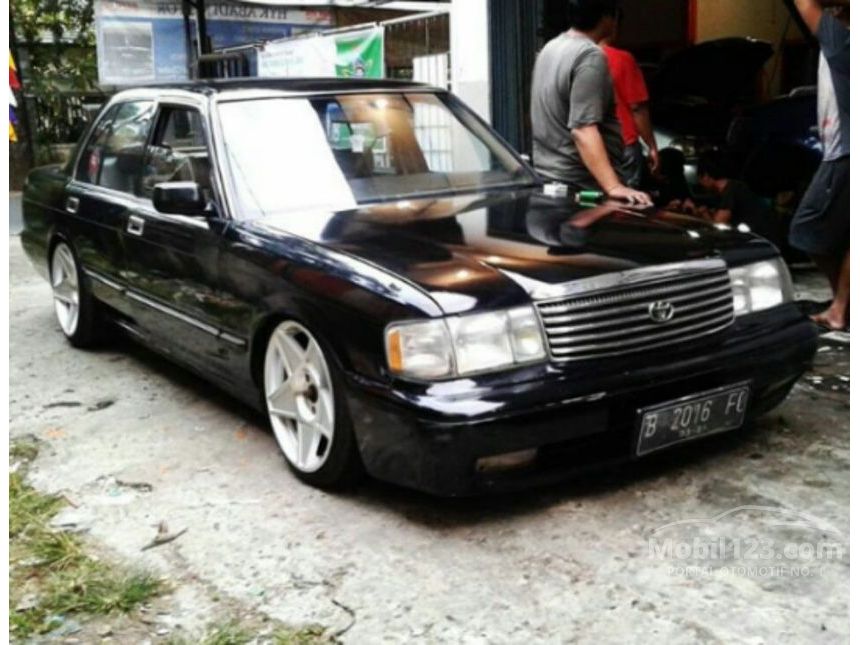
left=258, top=27, right=385, bottom=79
left=95, top=0, right=333, bottom=85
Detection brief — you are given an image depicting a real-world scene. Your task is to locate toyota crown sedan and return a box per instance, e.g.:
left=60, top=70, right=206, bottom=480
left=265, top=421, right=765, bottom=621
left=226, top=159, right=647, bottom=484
left=21, top=78, right=818, bottom=495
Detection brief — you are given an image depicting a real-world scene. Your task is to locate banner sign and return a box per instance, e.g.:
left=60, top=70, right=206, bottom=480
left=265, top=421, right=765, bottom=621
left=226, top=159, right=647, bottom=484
left=258, top=27, right=385, bottom=79
left=334, top=28, right=384, bottom=78
left=95, top=0, right=333, bottom=85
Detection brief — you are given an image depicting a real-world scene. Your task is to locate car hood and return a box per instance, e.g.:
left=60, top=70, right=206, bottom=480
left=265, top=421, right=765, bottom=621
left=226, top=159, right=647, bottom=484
left=654, top=38, right=774, bottom=105
left=248, top=189, right=776, bottom=315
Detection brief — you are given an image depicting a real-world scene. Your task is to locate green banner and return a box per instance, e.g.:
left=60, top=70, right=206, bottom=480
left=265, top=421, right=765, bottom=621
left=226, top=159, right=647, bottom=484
left=335, top=27, right=384, bottom=79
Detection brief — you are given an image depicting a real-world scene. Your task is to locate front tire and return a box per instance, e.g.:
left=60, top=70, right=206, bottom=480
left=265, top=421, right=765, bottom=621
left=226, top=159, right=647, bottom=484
left=262, top=320, right=363, bottom=490
left=50, top=241, right=101, bottom=348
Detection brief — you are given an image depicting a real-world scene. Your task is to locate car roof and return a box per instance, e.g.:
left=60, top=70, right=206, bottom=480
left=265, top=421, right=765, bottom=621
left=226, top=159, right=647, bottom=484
left=118, top=77, right=435, bottom=97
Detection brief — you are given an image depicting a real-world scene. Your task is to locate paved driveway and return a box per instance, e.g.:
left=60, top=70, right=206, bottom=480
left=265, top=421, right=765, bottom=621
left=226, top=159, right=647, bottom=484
left=9, top=191, right=22, bottom=235
left=9, top=238, right=849, bottom=643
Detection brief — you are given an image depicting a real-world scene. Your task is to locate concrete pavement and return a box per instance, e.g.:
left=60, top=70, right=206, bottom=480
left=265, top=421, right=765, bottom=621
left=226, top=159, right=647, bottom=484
left=10, top=191, right=23, bottom=235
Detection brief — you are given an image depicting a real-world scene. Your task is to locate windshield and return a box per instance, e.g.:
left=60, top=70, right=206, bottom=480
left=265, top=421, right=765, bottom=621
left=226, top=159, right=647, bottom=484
left=217, top=92, right=537, bottom=218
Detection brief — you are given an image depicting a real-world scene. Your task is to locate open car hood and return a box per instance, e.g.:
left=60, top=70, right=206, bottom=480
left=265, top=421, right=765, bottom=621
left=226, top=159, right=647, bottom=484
left=653, top=38, right=775, bottom=105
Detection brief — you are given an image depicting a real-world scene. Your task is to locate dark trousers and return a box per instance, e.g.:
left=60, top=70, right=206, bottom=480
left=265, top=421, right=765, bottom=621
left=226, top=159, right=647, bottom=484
left=620, top=144, right=645, bottom=189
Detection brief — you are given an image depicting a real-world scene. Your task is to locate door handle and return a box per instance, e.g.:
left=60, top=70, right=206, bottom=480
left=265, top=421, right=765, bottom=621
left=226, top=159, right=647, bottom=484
left=127, top=215, right=145, bottom=236
left=65, top=196, right=80, bottom=214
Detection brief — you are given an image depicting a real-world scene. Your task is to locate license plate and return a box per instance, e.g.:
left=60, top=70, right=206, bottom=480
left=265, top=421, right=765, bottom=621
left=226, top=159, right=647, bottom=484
left=636, top=382, right=751, bottom=457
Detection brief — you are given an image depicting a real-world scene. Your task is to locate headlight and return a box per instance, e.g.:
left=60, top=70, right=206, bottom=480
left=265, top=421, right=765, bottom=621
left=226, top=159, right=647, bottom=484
left=447, top=311, right=513, bottom=374
left=385, top=319, right=454, bottom=380
left=729, top=259, right=793, bottom=316
left=386, top=307, right=547, bottom=380
left=507, top=306, right=547, bottom=362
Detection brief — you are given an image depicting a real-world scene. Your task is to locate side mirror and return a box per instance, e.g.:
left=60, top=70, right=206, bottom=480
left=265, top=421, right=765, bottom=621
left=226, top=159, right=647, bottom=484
left=152, top=181, right=207, bottom=216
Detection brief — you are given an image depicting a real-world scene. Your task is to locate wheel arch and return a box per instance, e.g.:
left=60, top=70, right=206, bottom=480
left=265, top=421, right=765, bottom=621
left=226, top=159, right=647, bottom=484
left=248, top=304, right=355, bottom=393
left=46, top=226, right=72, bottom=272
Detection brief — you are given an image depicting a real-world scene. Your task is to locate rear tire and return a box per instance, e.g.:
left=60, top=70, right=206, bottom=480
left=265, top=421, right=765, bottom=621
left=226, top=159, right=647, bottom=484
left=261, top=320, right=364, bottom=490
left=50, top=240, right=102, bottom=348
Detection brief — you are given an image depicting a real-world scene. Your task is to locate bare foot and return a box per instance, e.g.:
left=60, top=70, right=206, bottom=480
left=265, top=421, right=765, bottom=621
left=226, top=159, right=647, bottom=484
left=812, top=307, right=848, bottom=332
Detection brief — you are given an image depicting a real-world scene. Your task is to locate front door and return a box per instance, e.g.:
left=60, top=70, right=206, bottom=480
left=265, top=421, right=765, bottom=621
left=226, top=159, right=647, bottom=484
left=66, top=100, right=155, bottom=314
left=121, top=103, right=243, bottom=380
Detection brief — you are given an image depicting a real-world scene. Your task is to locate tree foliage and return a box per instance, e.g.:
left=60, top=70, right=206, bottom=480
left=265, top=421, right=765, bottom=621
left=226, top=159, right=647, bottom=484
left=11, top=0, right=100, bottom=145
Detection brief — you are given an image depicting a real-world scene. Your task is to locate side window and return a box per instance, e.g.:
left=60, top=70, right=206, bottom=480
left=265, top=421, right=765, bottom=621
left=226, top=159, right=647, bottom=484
left=75, top=101, right=155, bottom=194
left=99, top=102, right=155, bottom=193
left=140, top=107, right=212, bottom=201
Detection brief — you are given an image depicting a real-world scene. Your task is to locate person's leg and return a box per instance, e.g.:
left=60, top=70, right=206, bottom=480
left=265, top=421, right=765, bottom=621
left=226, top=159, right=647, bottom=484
left=789, top=163, right=830, bottom=267
left=813, top=250, right=849, bottom=330
left=620, top=145, right=644, bottom=189
left=629, top=144, right=645, bottom=189
left=789, top=158, right=849, bottom=326
left=809, top=253, right=840, bottom=293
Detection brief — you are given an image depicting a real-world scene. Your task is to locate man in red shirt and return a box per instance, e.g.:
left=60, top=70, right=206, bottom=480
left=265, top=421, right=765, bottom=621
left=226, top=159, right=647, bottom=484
left=601, top=31, right=659, bottom=188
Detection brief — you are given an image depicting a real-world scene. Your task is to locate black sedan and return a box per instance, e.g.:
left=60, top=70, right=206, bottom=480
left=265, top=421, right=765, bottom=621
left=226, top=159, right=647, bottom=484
left=21, top=78, right=818, bottom=495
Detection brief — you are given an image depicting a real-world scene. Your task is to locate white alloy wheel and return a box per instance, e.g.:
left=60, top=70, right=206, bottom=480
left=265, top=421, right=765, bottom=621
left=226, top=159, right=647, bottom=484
left=51, top=243, right=80, bottom=337
left=264, top=321, right=336, bottom=473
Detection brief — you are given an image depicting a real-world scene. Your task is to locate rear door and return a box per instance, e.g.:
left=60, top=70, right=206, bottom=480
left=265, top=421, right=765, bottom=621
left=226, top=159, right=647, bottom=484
left=67, top=100, right=156, bottom=313
left=121, top=101, right=242, bottom=378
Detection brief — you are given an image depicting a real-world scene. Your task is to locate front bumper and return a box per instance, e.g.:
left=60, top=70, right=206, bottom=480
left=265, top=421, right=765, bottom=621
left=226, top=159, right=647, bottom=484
left=344, top=306, right=818, bottom=496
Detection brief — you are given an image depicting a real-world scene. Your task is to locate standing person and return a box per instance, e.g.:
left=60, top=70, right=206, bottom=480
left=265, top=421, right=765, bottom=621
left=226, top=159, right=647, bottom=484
left=601, top=21, right=660, bottom=187
left=530, top=0, right=652, bottom=205
left=789, top=0, right=849, bottom=331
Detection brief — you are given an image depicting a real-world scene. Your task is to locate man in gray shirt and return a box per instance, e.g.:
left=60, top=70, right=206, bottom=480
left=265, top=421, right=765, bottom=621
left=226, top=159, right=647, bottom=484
left=530, top=0, right=651, bottom=205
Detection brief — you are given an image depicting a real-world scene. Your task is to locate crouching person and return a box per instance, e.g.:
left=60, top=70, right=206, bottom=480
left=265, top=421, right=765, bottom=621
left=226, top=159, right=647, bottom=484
left=696, top=150, right=781, bottom=246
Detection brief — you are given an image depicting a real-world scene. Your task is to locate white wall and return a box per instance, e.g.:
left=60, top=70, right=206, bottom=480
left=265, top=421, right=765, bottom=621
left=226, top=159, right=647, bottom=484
left=449, top=0, right=490, bottom=120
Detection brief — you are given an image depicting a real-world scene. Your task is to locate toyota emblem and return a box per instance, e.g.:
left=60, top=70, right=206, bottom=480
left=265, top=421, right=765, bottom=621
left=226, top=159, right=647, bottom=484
left=648, top=301, right=675, bottom=323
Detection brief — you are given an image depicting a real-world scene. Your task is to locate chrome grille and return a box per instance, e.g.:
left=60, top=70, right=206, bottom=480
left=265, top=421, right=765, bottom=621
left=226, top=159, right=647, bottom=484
left=537, top=263, right=735, bottom=362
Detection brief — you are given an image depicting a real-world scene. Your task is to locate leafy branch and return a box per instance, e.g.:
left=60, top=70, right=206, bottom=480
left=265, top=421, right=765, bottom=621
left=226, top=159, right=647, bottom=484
left=11, top=0, right=100, bottom=145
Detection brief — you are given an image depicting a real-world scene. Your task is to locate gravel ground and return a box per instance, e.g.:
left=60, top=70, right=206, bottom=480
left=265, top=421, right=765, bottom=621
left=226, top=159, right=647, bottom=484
left=9, top=238, right=850, bottom=644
